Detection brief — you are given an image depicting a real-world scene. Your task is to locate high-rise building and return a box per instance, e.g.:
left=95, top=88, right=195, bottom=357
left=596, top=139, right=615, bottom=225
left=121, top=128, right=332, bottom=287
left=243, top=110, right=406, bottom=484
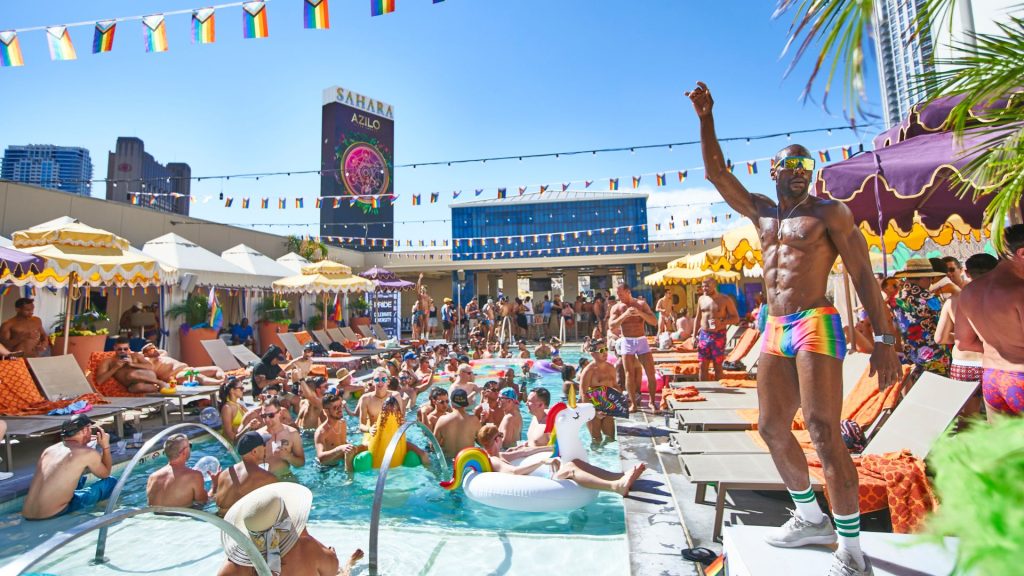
left=106, top=137, right=191, bottom=215
left=1, top=145, right=93, bottom=196
left=873, top=0, right=1018, bottom=128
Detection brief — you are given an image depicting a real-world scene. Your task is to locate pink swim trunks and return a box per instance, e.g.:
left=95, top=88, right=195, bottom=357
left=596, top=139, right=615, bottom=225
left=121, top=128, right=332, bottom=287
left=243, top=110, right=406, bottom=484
left=982, top=368, right=1024, bottom=416
left=616, top=336, right=650, bottom=356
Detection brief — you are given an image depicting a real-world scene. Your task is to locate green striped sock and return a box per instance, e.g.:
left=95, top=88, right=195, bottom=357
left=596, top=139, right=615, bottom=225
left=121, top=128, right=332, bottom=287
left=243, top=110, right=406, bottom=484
left=833, top=510, right=864, bottom=567
left=788, top=485, right=824, bottom=522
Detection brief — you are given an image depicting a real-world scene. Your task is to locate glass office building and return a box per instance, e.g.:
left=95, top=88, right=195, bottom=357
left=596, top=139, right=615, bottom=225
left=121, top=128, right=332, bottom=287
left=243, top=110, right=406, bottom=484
left=1, top=145, right=93, bottom=196
left=450, top=190, right=648, bottom=261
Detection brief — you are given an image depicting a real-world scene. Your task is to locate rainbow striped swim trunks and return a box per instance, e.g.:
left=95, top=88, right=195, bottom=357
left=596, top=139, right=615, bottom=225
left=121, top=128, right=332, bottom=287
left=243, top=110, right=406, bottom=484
left=761, top=306, right=847, bottom=360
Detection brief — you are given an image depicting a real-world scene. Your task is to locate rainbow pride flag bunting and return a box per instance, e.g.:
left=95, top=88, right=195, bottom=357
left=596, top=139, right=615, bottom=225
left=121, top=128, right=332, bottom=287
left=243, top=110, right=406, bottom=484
left=304, top=0, right=330, bottom=29
left=678, top=170, right=687, bottom=182
left=496, top=188, right=506, bottom=199
left=209, top=287, right=223, bottom=330
left=609, top=178, right=619, bottom=191
left=242, top=2, right=269, bottom=39
left=705, top=555, right=725, bottom=576
left=93, top=21, right=116, bottom=54
left=46, top=26, right=77, bottom=61
left=0, top=31, right=24, bottom=67
left=656, top=173, right=666, bottom=186
left=430, top=192, right=439, bottom=203
left=371, top=0, right=396, bottom=17
left=412, top=194, right=421, bottom=206
left=143, top=15, right=168, bottom=53
left=746, top=161, right=757, bottom=175
left=192, top=8, right=216, bottom=44
left=819, top=149, right=831, bottom=162
left=841, top=145, right=852, bottom=160
left=632, top=176, right=641, bottom=188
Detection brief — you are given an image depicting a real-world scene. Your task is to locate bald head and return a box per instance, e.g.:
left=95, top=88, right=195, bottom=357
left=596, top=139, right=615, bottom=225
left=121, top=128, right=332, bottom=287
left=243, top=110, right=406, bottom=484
left=774, top=144, right=813, bottom=165
left=772, top=144, right=815, bottom=200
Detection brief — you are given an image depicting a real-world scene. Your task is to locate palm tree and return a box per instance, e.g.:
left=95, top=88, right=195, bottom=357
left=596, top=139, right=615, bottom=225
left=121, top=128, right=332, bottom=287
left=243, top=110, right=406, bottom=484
left=774, top=0, right=1023, bottom=249
left=285, top=234, right=328, bottom=262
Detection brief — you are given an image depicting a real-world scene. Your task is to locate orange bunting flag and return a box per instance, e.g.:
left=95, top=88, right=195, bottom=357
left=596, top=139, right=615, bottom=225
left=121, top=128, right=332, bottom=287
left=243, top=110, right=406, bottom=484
left=430, top=192, right=439, bottom=203
left=632, top=176, right=640, bottom=188
left=539, top=185, right=548, bottom=194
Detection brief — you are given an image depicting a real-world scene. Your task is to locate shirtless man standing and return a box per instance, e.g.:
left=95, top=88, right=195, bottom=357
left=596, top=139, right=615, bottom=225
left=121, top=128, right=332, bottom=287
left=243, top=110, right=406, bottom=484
left=655, top=292, right=676, bottom=334
left=499, top=297, right=516, bottom=345
left=414, top=273, right=432, bottom=340
left=433, top=389, right=481, bottom=461
left=214, top=431, right=277, bottom=515
left=95, top=336, right=166, bottom=393
left=692, top=278, right=741, bottom=381
left=607, top=282, right=658, bottom=412
left=0, top=298, right=49, bottom=358
left=314, top=393, right=364, bottom=471
left=690, top=81, right=901, bottom=575
left=496, top=388, right=522, bottom=448
left=580, top=339, right=620, bottom=443
left=22, top=415, right=116, bottom=519
left=253, top=397, right=305, bottom=476
left=141, top=343, right=225, bottom=386
left=295, top=376, right=329, bottom=431
left=146, top=433, right=208, bottom=507
left=955, top=224, right=1024, bottom=421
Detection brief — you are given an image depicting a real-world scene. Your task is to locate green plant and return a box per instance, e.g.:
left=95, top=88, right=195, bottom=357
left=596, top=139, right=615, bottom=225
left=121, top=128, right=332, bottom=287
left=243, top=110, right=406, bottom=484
left=307, top=314, right=324, bottom=330
left=166, top=294, right=211, bottom=328
left=255, top=296, right=292, bottom=325
left=52, top=307, right=111, bottom=337
left=350, top=296, right=369, bottom=317
left=774, top=0, right=1024, bottom=250
left=285, top=235, right=328, bottom=262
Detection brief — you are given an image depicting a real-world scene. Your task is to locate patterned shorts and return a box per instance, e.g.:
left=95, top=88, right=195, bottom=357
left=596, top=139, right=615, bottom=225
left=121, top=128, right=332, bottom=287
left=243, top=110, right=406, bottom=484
left=761, top=306, right=847, bottom=360
left=949, top=362, right=983, bottom=382
left=696, top=329, right=727, bottom=364
left=982, top=368, right=1024, bottom=416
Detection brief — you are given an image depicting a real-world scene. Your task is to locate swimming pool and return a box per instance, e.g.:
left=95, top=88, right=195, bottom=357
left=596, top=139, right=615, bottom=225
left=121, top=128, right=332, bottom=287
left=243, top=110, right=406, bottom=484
left=0, top=347, right=629, bottom=574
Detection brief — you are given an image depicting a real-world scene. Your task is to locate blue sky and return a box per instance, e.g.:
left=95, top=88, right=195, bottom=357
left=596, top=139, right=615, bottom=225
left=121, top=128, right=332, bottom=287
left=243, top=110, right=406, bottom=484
left=0, top=0, right=883, bottom=249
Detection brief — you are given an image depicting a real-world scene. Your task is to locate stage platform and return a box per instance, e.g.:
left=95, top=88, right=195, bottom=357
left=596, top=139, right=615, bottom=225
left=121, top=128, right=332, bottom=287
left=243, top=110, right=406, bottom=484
left=722, top=526, right=960, bottom=576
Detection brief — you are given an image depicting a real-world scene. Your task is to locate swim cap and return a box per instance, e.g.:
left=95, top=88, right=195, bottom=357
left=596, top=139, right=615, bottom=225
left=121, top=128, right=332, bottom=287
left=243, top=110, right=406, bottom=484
left=499, top=388, right=518, bottom=401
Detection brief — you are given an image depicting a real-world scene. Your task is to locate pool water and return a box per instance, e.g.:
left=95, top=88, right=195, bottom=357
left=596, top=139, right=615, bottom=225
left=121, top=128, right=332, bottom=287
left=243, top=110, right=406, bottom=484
left=0, top=347, right=629, bottom=574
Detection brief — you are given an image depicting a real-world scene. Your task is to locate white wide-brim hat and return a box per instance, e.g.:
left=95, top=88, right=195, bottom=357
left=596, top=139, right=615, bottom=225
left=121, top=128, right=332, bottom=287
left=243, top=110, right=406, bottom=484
left=222, top=483, right=312, bottom=570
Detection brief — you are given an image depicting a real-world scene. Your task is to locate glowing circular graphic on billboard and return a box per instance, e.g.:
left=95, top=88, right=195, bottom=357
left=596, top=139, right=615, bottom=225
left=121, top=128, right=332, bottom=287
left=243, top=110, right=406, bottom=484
left=341, top=142, right=389, bottom=199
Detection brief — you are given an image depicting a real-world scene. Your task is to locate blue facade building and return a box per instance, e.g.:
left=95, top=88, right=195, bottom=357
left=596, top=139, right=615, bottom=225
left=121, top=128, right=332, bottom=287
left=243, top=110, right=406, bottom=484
left=450, top=191, right=649, bottom=261
left=1, top=145, right=93, bottom=196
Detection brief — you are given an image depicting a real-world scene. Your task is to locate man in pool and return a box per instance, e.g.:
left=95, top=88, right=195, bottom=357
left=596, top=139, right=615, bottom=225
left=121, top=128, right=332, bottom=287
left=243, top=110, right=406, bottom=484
left=449, top=363, right=483, bottom=406
left=534, top=337, right=553, bottom=359
left=95, top=336, right=167, bottom=394
left=253, top=397, right=305, bottom=476
left=417, top=387, right=451, bottom=431
left=580, top=339, right=620, bottom=443
left=608, top=282, right=658, bottom=412
left=314, top=393, right=364, bottom=471
left=357, top=369, right=398, bottom=437
left=146, top=433, right=209, bottom=508
left=474, top=380, right=504, bottom=426
left=497, top=387, right=523, bottom=449
left=434, top=388, right=481, bottom=461
left=689, top=81, right=901, bottom=575
left=214, top=431, right=278, bottom=515
left=476, top=424, right=645, bottom=495
left=22, top=414, right=116, bottom=520
left=524, top=388, right=552, bottom=446
left=295, top=376, right=330, bottom=432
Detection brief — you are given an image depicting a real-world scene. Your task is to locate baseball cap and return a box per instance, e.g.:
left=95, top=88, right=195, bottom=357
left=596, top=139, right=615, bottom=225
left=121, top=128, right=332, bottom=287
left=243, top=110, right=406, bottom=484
left=499, top=388, right=518, bottom=401
left=60, top=414, right=94, bottom=437
left=403, top=351, right=417, bottom=361
left=448, top=352, right=458, bottom=360
left=236, top=431, right=270, bottom=456
left=450, top=388, right=470, bottom=408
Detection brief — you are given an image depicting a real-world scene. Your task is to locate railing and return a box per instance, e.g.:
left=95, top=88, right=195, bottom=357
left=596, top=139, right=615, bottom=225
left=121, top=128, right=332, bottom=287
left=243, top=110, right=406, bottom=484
left=1, top=506, right=271, bottom=576
left=94, top=423, right=239, bottom=564
left=368, top=420, right=448, bottom=576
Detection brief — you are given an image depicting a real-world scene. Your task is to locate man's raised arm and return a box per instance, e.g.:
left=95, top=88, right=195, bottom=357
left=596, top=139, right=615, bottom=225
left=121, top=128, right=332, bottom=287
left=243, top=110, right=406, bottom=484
left=686, top=82, right=760, bottom=220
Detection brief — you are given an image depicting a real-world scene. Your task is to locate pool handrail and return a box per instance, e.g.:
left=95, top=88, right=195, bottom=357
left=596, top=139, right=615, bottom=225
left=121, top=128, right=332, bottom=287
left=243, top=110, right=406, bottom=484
left=94, top=422, right=239, bottom=564
left=368, top=420, right=448, bottom=576
left=2, top=506, right=271, bottom=576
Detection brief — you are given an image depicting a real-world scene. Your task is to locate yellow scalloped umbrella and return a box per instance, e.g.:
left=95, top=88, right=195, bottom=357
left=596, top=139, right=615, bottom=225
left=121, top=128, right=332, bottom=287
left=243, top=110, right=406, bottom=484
left=720, top=223, right=762, bottom=263
left=272, top=260, right=374, bottom=295
left=858, top=214, right=987, bottom=252
left=644, top=267, right=740, bottom=286
left=668, top=247, right=726, bottom=270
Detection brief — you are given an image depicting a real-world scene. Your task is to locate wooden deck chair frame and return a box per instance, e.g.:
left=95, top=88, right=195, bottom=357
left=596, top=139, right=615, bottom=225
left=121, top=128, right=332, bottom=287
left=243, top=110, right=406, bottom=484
left=678, top=372, right=977, bottom=541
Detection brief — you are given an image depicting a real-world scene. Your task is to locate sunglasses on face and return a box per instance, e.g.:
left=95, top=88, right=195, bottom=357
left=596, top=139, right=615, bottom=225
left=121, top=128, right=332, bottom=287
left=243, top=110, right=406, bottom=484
left=593, top=347, right=608, bottom=354
left=373, top=377, right=389, bottom=384
left=260, top=411, right=278, bottom=419
left=777, top=156, right=816, bottom=171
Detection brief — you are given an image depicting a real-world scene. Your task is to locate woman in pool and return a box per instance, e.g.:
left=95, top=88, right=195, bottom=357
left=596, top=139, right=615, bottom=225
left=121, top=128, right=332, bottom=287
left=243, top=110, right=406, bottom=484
left=219, top=378, right=247, bottom=443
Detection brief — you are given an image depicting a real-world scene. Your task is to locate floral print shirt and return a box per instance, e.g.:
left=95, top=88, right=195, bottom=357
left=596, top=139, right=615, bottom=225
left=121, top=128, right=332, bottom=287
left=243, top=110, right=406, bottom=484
left=891, top=283, right=950, bottom=375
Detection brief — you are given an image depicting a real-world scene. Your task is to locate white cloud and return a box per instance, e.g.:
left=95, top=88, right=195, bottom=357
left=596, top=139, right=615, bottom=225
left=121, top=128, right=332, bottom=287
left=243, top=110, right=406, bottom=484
left=644, top=185, right=748, bottom=240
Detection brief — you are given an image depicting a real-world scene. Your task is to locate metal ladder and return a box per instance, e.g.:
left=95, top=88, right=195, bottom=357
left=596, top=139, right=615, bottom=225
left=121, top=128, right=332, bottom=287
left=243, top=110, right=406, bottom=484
left=368, top=420, right=449, bottom=576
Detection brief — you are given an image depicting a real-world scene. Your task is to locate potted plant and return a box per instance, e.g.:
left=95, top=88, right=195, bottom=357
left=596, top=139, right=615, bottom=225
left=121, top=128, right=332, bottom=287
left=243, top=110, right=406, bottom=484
left=349, top=295, right=371, bottom=331
left=167, top=293, right=217, bottom=367
left=255, top=296, right=292, bottom=354
left=51, top=307, right=111, bottom=371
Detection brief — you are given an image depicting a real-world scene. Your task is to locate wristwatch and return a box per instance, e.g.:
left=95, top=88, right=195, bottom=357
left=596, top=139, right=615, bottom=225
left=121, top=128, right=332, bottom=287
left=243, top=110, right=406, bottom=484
left=873, top=334, right=896, bottom=346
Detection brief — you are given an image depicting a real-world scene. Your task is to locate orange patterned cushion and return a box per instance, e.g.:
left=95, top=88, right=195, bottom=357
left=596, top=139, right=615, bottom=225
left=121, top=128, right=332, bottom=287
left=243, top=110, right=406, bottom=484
left=295, top=332, right=312, bottom=345
left=0, top=358, right=107, bottom=415
left=88, top=351, right=139, bottom=397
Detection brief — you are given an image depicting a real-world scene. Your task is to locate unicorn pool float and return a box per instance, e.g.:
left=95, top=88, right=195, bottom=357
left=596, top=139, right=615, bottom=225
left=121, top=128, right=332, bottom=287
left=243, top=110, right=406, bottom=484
left=352, top=396, right=423, bottom=472
left=440, top=391, right=599, bottom=512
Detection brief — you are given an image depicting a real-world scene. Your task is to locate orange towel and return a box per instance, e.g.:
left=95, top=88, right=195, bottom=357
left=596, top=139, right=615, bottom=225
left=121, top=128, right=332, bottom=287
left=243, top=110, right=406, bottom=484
left=653, top=353, right=699, bottom=363
left=661, top=386, right=706, bottom=409
left=808, top=450, right=935, bottom=533
left=721, top=378, right=757, bottom=388
left=295, top=332, right=312, bottom=345
left=0, top=358, right=108, bottom=415
left=675, top=337, right=696, bottom=352
left=736, top=364, right=912, bottom=428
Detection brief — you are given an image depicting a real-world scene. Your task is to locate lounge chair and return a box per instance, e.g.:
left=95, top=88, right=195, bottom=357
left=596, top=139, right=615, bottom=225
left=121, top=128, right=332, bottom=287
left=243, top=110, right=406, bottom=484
left=675, top=355, right=892, bottom=430
left=660, top=329, right=762, bottom=380
left=277, top=331, right=306, bottom=359
left=338, top=326, right=362, bottom=341
left=28, top=355, right=171, bottom=433
left=228, top=344, right=263, bottom=366
left=326, top=328, right=345, bottom=343
left=201, top=339, right=244, bottom=371
left=2, top=417, right=64, bottom=472
left=679, top=372, right=977, bottom=540
left=279, top=332, right=363, bottom=369
left=354, top=324, right=373, bottom=338
left=371, top=323, right=389, bottom=340
left=312, top=329, right=333, bottom=346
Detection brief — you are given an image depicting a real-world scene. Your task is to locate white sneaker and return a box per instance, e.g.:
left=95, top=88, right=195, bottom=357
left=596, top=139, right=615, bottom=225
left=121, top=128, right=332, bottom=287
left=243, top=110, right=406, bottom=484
left=764, top=510, right=837, bottom=548
left=828, top=549, right=874, bottom=576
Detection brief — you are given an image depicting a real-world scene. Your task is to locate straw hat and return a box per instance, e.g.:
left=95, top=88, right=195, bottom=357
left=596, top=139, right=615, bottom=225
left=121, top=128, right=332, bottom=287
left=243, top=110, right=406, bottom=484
left=222, top=483, right=312, bottom=573
left=895, top=258, right=944, bottom=279
left=335, top=367, right=351, bottom=381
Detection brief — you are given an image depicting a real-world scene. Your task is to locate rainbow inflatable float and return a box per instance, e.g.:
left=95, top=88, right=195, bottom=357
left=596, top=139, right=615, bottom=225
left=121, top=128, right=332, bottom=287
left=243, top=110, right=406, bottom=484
left=440, top=393, right=598, bottom=512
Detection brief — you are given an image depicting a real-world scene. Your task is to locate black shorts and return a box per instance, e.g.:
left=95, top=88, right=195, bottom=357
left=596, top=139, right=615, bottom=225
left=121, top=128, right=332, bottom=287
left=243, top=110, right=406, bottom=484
left=517, top=315, right=528, bottom=329
left=443, top=320, right=452, bottom=329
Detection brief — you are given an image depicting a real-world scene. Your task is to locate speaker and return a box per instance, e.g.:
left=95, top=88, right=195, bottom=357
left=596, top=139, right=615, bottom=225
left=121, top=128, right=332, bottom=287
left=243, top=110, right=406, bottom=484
left=179, top=273, right=197, bottom=293
left=457, top=269, right=466, bottom=283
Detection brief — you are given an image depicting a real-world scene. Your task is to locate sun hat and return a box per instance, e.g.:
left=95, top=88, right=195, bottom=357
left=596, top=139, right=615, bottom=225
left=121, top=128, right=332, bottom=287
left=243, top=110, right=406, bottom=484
left=895, top=258, right=945, bottom=279
left=236, top=431, right=270, bottom=457
left=222, top=483, right=312, bottom=574
left=451, top=388, right=470, bottom=408
left=335, top=367, right=351, bottom=381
